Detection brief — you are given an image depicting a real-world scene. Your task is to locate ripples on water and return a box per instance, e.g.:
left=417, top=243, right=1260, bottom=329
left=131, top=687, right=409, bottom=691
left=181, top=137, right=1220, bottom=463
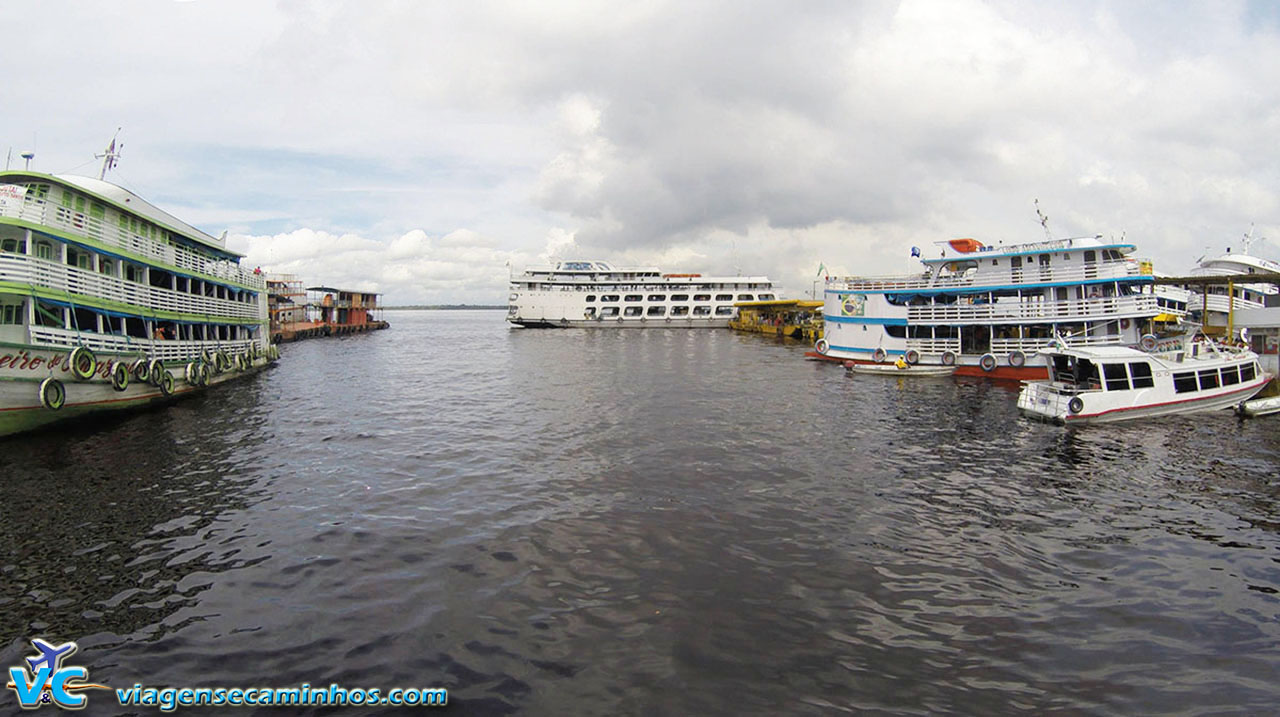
left=1, top=310, right=1278, bottom=715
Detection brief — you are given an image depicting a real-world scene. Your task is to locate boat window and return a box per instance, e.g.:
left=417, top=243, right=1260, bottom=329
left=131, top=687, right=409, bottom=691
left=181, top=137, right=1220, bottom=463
left=647, top=295, right=665, bottom=301
left=647, top=306, right=666, bottom=316
left=34, top=240, right=54, bottom=260
left=694, top=294, right=711, bottom=301
left=1197, top=369, right=1219, bottom=390
left=599, top=306, right=619, bottom=317
left=671, top=294, right=689, bottom=301
left=693, top=306, right=711, bottom=316
left=737, top=294, right=753, bottom=301
left=1103, top=363, right=1130, bottom=391
left=1242, top=363, right=1257, bottom=381
left=1, top=301, right=24, bottom=325
left=600, top=295, right=619, bottom=302
left=758, top=293, right=775, bottom=300
left=625, top=295, right=642, bottom=302
left=908, top=325, right=932, bottom=339
left=585, top=295, right=596, bottom=302
left=885, top=325, right=906, bottom=338
left=715, top=306, right=734, bottom=316
left=716, top=294, right=733, bottom=301
left=671, top=306, right=689, bottom=316
left=624, top=306, right=642, bottom=316
left=1, top=238, right=25, bottom=253
left=1220, top=365, right=1241, bottom=386
left=35, top=300, right=63, bottom=328
left=1129, top=362, right=1155, bottom=388
left=1173, top=371, right=1198, bottom=393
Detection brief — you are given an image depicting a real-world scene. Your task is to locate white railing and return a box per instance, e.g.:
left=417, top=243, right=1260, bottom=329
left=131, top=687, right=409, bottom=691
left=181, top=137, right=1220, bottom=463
left=904, top=333, right=1128, bottom=356
left=3, top=195, right=265, bottom=290
left=1186, top=292, right=1266, bottom=315
left=829, top=259, right=1149, bottom=293
left=906, top=294, right=1159, bottom=324
left=0, top=253, right=261, bottom=321
left=29, top=326, right=258, bottom=362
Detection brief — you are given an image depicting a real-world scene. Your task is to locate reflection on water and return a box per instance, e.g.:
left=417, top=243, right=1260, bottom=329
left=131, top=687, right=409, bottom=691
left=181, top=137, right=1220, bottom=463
left=1, top=311, right=1278, bottom=715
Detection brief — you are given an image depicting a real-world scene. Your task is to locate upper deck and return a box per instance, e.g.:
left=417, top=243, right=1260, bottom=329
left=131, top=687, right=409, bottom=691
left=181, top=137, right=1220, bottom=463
left=0, top=171, right=263, bottom=291
left=828, top=236, right=1151, bottom=294
left=514, top=260, right=770, bottom=288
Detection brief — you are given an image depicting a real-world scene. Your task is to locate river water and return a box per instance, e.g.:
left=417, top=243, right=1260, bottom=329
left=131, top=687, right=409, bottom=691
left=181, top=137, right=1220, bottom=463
left=1, top=309, right=1278, bottom=715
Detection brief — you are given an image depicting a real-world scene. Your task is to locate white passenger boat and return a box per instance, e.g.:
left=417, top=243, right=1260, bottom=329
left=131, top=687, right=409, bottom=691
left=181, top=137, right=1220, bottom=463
left=1186, top=233, right=1280, bottom=323
left=1017, top=334, right=1269, bottom=424
left=814, top=233, right=1189, bottom=380
left=0, top=143, right=275, bottom=437
left=507, top=261, right=775, bottom=328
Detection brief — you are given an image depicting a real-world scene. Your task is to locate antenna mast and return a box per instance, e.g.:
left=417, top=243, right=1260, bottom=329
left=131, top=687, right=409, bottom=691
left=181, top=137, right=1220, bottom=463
left=1243, top=224, right=1255, bottom=255
left=96, top=128, right=122, bottom=180
left=1035, top=199, right=1053, bottom=241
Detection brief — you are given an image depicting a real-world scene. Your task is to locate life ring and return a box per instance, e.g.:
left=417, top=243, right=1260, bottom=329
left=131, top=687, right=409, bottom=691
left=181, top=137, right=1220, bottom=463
left=216, top=351, right=231, bottom=372
left=904, top=349, right=920, bottom=365
left=197, top=362, right=211, bottom=386
left=979, top=353, right=997, bottom=372
left=156, top=368, right=174, bottom=396
left=147, top=359, right=165, bottom=385
left=131, top=358, right=151, bottom=383
left=1068, top=396, right=1084, bottom=414
left=185, top=361, right=201, bottom=384
left=1120, top=318, right=1130, bottom=330
left=815, top=339, right=829, bottom=354
left=253, top=343, right=263, bottom=359
left=665, top=317, right=671, bottom=323
left=873, top=348, right=887, bottom=363
left=941, top=351, right=957, bottom=366
left=1139, top=334, right=1157, bottom=352
left=1008, top=350, right=1026, bottom=368
left=111, top=362, right=129, bottom=392
left=69, top=346, right=97, bottom=380
left=39, top=377, right=65, bottom=410
left=1240, top=327, right=1250, bottom=342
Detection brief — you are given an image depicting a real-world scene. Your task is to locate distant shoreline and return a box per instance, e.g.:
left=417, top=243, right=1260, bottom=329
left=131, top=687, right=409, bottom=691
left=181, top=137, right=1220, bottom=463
left=382, top=305, right=506, bottom=310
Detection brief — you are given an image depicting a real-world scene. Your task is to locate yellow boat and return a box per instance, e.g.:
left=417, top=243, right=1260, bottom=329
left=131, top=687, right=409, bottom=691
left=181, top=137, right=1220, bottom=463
left=729, top=299, right=824, bottom=342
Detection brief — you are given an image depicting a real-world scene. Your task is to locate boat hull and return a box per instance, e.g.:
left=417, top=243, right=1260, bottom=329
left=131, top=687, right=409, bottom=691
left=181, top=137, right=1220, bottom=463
left=848, top=364, right=956, bottom=377
left=0, top=346, right=272, bottom=438
left=510, top=317, right=732, bottom=329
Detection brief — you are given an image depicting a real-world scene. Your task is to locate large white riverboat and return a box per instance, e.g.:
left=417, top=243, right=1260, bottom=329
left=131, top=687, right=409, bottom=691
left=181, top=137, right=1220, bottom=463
left=813, top=235, right=1189, bottom=380
left=1017, top=334, right=1269, bottom=424
left=507, top=261, right=775, bottom=328
left=1187, top=238, right=1280, bottom=322
left=0, top=152, right=274, bottom=437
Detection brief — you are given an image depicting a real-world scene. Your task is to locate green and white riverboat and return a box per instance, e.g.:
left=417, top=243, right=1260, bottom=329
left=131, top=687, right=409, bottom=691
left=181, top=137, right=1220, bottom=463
left=0, top=145, right=276, bottom=437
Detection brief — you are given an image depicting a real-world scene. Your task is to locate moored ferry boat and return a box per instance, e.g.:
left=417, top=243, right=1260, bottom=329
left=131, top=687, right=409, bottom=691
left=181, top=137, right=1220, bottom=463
left=0, top=149, right=275, bottom=437
left=507, top=261, right=775, bottom=328
left=1186, top=234, right=1280, bottom=323
left=1017, top=333, right=1269, bottom=424
left=814, top=234, right=1189, bottom=379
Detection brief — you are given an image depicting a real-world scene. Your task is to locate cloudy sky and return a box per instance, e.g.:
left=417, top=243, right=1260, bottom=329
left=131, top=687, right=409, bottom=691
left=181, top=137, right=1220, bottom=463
left=4, top=0, right=1280, bottom=304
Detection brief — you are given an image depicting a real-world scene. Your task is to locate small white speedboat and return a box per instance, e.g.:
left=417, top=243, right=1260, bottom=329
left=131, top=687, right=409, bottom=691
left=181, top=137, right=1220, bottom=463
left=846, top=363, right=956, bottom=377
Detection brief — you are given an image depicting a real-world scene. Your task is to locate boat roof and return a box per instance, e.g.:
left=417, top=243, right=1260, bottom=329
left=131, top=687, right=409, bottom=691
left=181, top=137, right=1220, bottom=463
left=734, top=299, right=822, bottom=309
left=921, top=235, right=1136, bottom=264
left=2, top=170, right=241, bottom=259
left=1050, top=344, right=1151, bottom=360
left=308, top=286, right=381, bottom=295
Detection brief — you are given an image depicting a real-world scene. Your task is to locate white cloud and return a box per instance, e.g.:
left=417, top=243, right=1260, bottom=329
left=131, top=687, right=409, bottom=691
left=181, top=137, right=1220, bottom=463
left=5, top=0, right=1280, bottom=303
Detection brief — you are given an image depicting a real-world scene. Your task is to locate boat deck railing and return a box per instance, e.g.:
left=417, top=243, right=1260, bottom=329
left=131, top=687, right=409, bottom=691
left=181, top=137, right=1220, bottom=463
left=0, top=253, right=262, bottom=321
left=828, top=259, right=1151, bottom=293
left=29, top=325, right=258, bottom=362
left=2, top=196, right=265, bottom=290
left=904, top=332, right=1125, bottom=356
left=905, top=294, right=1162, bottom=324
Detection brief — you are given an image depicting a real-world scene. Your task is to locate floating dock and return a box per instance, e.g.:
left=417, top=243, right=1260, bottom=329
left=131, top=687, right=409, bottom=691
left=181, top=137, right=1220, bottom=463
left=267, top=278, right=389, bottom=343
left=729, top=299, right=824, bottom=342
